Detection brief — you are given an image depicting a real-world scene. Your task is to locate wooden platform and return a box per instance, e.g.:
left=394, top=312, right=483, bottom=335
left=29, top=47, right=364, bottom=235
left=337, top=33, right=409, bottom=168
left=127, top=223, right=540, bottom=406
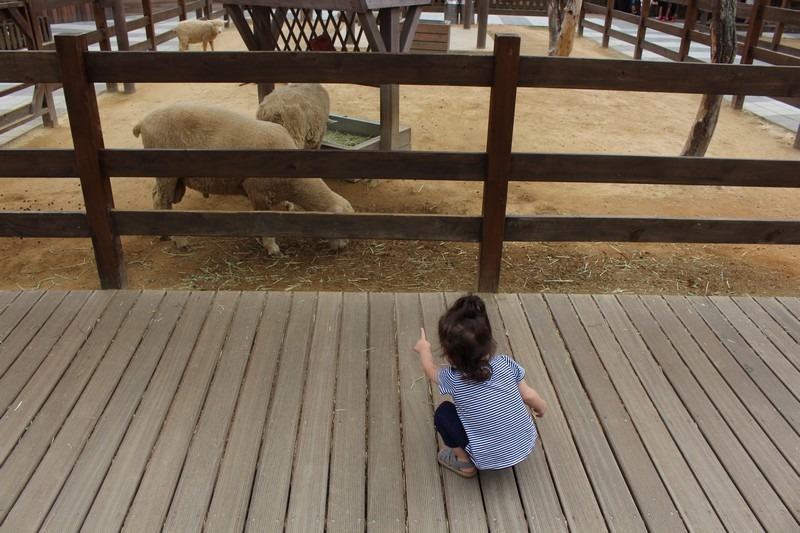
left=0, top=290, right=799, bottom=532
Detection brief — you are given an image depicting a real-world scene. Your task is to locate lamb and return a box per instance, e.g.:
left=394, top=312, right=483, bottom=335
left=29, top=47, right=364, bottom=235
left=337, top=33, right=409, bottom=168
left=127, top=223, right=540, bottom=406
left=132, top=103, right=354, bottom=256
left=174, top=19, right=224, bottom=51
left=256, top=83, right=330, bottom=150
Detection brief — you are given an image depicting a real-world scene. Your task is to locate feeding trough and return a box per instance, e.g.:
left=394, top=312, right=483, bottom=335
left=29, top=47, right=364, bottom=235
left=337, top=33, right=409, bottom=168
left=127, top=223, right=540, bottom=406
left=322, top=114, right=411, bottom=151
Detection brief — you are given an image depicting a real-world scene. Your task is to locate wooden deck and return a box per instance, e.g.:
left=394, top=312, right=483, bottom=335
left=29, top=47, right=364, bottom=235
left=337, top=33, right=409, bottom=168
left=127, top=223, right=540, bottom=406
left=0, top=290, right=798, bottom=532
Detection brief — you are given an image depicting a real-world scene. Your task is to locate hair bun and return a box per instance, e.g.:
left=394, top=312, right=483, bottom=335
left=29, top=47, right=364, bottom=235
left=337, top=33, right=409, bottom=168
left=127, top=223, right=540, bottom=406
left=462, top=295, right=483, bottom=319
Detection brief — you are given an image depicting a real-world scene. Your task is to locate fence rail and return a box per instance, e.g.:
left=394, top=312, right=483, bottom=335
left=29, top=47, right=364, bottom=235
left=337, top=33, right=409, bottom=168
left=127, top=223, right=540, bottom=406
left=580, top=0, right=800, bottom=145
left=1, top=32, right=799, bottom=290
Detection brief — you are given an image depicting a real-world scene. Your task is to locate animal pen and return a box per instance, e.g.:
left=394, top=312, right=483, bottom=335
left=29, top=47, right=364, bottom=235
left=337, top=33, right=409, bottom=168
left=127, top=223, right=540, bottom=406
left=0, top=32, right=798, bottom=291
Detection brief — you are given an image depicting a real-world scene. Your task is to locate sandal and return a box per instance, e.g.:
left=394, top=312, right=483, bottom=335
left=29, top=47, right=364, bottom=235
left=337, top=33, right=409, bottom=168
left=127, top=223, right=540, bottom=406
left=438, top=447, right=477, bottom=478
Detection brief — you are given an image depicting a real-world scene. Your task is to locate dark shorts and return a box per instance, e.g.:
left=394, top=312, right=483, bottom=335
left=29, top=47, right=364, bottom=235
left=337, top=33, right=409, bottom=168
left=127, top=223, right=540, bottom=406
left=434, top=400, right=468, bottom=449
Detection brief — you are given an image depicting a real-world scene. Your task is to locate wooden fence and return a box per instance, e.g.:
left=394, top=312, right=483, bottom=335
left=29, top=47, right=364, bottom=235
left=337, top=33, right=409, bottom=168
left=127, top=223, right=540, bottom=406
left=0, top=0, right=225, bottom=133
left=1, top=32, right=799, bottom=290
left=581, top=0, right=800, bottom=146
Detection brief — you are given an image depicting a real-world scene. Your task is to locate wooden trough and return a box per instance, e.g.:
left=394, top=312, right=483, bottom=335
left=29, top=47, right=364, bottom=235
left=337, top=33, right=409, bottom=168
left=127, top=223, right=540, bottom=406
left=322, top=114, right=411, bottom=151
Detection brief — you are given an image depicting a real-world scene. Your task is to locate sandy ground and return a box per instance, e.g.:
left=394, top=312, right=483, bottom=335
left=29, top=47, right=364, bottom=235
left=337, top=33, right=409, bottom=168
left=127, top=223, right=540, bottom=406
left=2, top=25, right=799, bottom=294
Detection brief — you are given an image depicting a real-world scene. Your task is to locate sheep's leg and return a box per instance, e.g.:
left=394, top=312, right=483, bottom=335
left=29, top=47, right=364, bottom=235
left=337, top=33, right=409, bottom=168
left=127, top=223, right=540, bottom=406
left=242, top=179, right=281, bottom=256
left=202, top=41, right=208, bottom=51
left=178, top=38, right=189, bottom=51
left=152, top=177, right=191, bottom=250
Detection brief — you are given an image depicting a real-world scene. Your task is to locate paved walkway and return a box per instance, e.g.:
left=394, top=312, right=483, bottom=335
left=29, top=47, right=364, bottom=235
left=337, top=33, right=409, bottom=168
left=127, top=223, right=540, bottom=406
left=2, top=14, right=798, bottom=145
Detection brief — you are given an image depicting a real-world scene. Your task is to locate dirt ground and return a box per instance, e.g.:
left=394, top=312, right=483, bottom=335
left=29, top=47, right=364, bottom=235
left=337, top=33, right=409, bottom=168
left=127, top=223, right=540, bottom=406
left=2, top=25, right=799, bottom=294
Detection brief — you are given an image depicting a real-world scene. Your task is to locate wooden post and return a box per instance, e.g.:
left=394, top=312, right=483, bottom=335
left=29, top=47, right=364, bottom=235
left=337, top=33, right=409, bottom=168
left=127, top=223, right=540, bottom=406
left=110, top=0, right=135, bottom=93
left=478, top=34, right=519, bottom=293
left=92, top=0, right=118, bottom=92
left=141, top=0, right=156, bottom=50
left=732, top=0, right=766, bottom=110
left=770, top=0, right=790, bottom=50
left=55, top=34, right=127, bottom=289
left=634, top=0, right=651, bottom=59
left=677, top=0, right=697, bottom=62
left=477, top=0, right=489, bottom=49
left=379, top=7, right=400, bottom=150
left=602, top=0, right=613, bottom=48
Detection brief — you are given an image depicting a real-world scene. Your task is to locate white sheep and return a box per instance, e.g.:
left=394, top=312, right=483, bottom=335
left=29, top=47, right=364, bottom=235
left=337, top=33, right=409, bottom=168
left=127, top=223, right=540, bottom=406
left=256, top=83, right=330, bottom=149
left=174, top=19, right=224, bottom=51
left=132, top=103, right=353, bottom=256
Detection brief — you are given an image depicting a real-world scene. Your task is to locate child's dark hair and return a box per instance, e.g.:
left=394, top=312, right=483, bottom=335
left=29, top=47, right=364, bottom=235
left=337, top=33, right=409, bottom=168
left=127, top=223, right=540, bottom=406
left=438, top=294, right=496, bottom=382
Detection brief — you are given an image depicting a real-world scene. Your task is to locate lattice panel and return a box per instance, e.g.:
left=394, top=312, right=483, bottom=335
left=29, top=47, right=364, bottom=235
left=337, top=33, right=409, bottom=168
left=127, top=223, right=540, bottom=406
left=273, top=8, right=371, bottom=52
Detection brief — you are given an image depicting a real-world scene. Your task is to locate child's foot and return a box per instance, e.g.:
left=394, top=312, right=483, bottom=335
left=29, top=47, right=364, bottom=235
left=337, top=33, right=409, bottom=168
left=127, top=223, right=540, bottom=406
left=438, top=448, right=477, bottom=478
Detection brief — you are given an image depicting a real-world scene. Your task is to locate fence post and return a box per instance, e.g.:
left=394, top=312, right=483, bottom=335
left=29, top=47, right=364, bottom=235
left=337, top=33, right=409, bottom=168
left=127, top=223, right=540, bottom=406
left=732, top=0, right=766, bottom=110
left=677, top=0, right=697, bottom=62
left=602, top=0, right=613, bottom=48
left=55, top=34, right=128, bottom=289
left=477, top=34, right=519, bottom=293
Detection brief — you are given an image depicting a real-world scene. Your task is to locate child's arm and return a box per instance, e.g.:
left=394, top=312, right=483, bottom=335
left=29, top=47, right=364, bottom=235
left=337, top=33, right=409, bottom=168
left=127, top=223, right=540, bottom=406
left=414, top=328, right=440, bottom=385
left=518, top=380, right=548, bottom=418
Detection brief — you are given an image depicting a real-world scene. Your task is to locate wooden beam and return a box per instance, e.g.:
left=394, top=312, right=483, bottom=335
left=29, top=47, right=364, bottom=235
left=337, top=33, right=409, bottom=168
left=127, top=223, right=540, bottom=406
left=55, top=34, right=127, bottom=289
left=478, top=34, right=519, bottom=293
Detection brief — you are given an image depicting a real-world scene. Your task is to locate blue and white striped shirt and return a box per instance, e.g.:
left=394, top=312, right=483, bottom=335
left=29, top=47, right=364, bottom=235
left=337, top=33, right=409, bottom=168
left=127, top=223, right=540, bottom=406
left=438, top=355, right=537, bottom=470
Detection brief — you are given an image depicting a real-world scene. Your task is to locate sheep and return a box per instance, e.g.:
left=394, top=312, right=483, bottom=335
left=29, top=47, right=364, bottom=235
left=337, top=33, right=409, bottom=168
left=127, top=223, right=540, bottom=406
left=132, top=103, right=354, bottom=256
left=256, top=83, right=330, bottom=150
left=174, top=19, right=224, bottom=51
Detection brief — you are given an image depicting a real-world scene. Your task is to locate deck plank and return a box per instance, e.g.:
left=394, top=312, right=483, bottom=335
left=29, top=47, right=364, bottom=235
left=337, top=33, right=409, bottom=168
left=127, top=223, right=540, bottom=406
left=0, top=291, right=93, bottom=412
left=0, top=290, right=166, bottom=529
left=492, top=294, right=568, bottom=533
left=466, top=294, right=530, bottom=532
left=754, top=296, right=800, bottom=346
left=662, top=296, right=800, bottom=475
left=713, top=297, right=800, bottom=396
left=327, top=291, right=369, bottom=532
left=525, top=294, right=647, bottom=532
left=543, top=293, right=687, bottom=532
left=83, top=291, right=215, bottom=532
left=164, top=291, right=267, bottom=532
left=0, top=290, right=145, bottom=522
left=641, top=297, right=800, bottom=521
left=419, top=292, right=490, bottom=533
left=122, top=291, right=240, bottom=532
left=0, top=290, right=118, bottom=464
left=365, top=292, right=405, bottom=529
left=286, top=292, right=343, bottom=532
left=40, top=291, right=191, bottom=532
left=567, top=295, right=724, bottom=531
left=1, top=291, right=798, bottom=532
left=735, top=297, right=800, bottom=371
left=688, top=297, right=800, bottom=433
left=0, top=290, right=66, bottom=379
left=491, top=294, right=605, bottom=532
left=0, top=291, right=45, bottom=358
left=620, top=296, right=799, bottom=528
left=246, top=292, right=317, bottom=530
left=205, top=291, right=292, bottom=532
left=593, top=294, right=763, bottom=531
left=395, top=292, right=448, bottom=531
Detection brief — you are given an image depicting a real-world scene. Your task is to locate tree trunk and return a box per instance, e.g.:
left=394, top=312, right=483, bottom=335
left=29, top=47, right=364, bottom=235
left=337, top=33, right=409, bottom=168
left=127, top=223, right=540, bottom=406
left=681, top=0, right=737, bottom=156
left=548, top=0, right=582, bottom=56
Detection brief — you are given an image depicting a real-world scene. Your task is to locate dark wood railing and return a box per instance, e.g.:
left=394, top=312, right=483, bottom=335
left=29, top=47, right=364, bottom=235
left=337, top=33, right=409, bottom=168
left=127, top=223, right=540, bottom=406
left=580, top=0, right=800, bottom=146
left=1, top=32, right=799, bottom=291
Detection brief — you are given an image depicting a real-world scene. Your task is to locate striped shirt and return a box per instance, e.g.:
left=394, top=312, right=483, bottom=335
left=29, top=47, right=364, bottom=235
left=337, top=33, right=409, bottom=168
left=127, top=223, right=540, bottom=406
left=438, top=355, right=537, bottom=470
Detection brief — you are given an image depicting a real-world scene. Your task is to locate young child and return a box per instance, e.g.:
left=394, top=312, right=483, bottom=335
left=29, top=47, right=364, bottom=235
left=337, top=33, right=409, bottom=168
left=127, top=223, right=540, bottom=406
left=414, top=294, right=548, bottom=478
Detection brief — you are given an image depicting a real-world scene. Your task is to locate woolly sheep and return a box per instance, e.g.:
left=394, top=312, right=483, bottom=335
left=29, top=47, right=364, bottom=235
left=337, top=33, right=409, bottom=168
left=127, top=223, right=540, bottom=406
left=174, top=19, right=224, bottom=51
left=132, top=103, right=354, bottom=256
left=256, top=83, right=330, bottom=150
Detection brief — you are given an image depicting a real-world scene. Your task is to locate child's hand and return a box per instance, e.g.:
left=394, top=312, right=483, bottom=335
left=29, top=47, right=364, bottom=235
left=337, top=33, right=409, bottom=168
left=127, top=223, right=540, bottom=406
left=414, top=328, right=431, bottom=355
left=533, top=399, right=548, bottom=418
